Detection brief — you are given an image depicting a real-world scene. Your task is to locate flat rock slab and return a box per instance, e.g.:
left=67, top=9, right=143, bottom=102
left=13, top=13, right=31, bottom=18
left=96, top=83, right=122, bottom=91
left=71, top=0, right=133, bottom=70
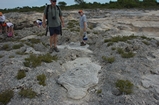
left=58, top=42, right=92, bottom=53
left=57, top=57, right=101, bottom=99
left=141, top=74, right=159, bottom=94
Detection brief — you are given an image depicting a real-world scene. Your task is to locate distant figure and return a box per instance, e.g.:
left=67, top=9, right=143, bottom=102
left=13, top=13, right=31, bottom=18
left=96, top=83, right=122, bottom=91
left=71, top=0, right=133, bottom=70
left=6, top=22, right=14, bottom=37
left=0, top=12, right=7, bottom=34
left=33, top=19, right=42, bottom=27
left=78, top=10, right=88, bottom=46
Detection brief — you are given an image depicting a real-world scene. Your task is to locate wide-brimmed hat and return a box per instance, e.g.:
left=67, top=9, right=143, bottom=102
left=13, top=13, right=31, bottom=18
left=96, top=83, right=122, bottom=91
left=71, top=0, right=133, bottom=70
left=0, top=12, right=2, bottom=16
left=78, top=10, right=83, bottom=13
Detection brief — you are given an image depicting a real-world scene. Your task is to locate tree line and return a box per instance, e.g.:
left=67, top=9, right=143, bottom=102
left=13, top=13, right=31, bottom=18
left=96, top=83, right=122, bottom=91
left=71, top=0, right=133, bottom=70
left=0, top=0, right=159, bottom=13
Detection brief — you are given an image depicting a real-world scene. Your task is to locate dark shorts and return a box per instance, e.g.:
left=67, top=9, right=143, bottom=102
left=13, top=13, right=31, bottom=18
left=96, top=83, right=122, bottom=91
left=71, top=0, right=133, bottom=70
left=39, top=22, right=42, bottom=26
left=49, top=26, right=61, bottom=36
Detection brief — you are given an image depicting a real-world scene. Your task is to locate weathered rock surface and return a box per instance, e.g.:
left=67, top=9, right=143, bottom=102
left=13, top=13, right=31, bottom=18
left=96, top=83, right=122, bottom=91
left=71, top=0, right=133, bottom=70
left=0, top=9, right=159, bottom=105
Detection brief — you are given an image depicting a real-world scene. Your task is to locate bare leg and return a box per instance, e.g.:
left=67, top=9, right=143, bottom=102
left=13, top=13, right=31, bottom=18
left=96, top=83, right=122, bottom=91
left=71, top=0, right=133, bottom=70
left=50, top=35, right=54, bottom=48
left=53, top=34, right=57, bottom=47
left=0, top=25, right=2, bottom=34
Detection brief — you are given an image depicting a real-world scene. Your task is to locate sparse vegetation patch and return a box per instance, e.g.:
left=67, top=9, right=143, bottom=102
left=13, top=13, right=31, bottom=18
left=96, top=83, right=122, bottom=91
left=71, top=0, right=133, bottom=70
left=115, top=79, right=133, bottom=95
left=0, top=89, right=14, bottom=105
left=16, top=70, right=26, bottom=80
left=12, top=43, right=24, bottom=49
left=102, top=56, right=115, bottom=63
left=23, top=53, right=58, bottom=68
left=37, top=74, right=46, bottom=86
left=19, top=88, right=37, bottom=98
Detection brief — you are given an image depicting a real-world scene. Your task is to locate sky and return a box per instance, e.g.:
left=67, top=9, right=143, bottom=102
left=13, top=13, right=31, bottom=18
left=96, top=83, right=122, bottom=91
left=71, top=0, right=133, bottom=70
left=0, top=0, right=159, bottom=9
left=0, top=0, right=115, bottom=9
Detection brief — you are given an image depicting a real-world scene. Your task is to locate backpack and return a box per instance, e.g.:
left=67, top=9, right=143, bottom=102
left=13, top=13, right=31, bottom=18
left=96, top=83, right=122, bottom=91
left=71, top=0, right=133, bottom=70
left=46, top=5, right=61, bottom=22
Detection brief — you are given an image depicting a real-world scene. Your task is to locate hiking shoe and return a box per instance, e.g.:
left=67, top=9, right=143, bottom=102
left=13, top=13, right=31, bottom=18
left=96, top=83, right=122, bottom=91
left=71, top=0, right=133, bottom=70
left=80, top=42, right=86, bottom=46
left=49, top=47, right=53, bottom=53
left=54, top=47, right=59, bottom=52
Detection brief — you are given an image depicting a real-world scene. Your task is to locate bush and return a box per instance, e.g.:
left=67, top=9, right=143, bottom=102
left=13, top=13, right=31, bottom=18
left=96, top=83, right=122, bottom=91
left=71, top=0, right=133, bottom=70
left=102, top=56, right=115, bottom=63
left=12, top=43, right=24, bottom=49
left=23, top=53, right=58, bottom=68
left=19, top=88, right=37, bottom=98
left=0, top=89, right=14, bottom=105
left=115, top=79, right=133, bottom=95
left=16, top=70, right=26, bottom=80
left=37, top=74, right=46, bottom=86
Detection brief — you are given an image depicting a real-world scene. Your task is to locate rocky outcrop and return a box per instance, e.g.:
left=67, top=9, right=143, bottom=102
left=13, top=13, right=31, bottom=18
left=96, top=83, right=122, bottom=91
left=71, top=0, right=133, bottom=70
left=0, top=9, right=159, bottom=105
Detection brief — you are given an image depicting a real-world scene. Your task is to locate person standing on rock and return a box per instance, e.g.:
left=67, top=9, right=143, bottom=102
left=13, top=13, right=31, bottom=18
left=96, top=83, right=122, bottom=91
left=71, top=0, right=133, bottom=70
left=0, top=12, right=7, bottom=34
left=78, top=10, right=88, bottom=46
left=42, top=0, right=64, bottom=53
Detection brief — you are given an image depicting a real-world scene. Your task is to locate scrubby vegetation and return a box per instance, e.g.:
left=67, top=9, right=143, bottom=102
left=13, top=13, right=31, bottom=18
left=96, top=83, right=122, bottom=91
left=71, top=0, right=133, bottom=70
left=16, top=70, right=26, bottom=80
left=37, top=74, right=46, bottom=86
left=0, top=89, right=14, bottom=105
left=102, top=56, right=115, bottom=63
left=23, top=53, right=58, bottom=68
left=115, top=79, right=134, bottom=95
left=12, top=43, right=24, bottom=49
left=19, top=88, right=37, bottom=98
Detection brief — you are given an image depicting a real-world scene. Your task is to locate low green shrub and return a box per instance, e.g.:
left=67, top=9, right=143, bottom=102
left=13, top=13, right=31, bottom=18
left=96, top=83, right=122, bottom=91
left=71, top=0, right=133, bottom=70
left=97, top=89, right=102, bottom=94
left=0, top=89, right=14, bottom=105
left=37, top=74, right=46, bottom=86
left=115, top=79, right=133, bottom=95
left=19, top=88, right=37, bottom=98
left=23, top=53, right=58, bottom=68
left=117, top=48, right=135, bottom=58
left=28, top=38, right=41, bottom=44
left=16, top=70, right=26, bottom=80
left=12, top=43, right=24, bottom=49
left=102, top=56, right=115, bottom=63
left=121, top=52, right=135, bottom=58
left=1, top=44, right=10, bottom=51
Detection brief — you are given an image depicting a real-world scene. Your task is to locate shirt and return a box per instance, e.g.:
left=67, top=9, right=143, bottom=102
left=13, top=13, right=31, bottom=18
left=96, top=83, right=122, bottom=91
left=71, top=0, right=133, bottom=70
left=6, top=22, right=14, bottom=27
left=79, top=14, right=87, bottom=29
left=44, top=5, right=62, bottom=27
left=0, top=15, right=5, bottom=22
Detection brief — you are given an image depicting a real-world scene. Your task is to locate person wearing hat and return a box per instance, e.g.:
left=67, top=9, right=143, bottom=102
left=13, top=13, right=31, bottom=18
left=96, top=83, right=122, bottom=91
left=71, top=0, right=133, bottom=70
left=0, top=12, right=7, bottom=34
left=42, top=0, right=64, bottom=53
left=78, top=10, right=88, bottom=46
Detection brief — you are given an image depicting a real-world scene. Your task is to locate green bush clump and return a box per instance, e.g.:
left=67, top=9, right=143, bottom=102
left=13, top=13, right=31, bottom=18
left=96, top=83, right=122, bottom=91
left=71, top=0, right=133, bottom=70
left=0, top=55, right=4, bottom=58
left=67, top=20, right=78, bottom=29
left=12, top=43, right=24, bottom=49
left=104, top=35, right=138, bottom=43
left=23, top=53, right=58, bottom=68
left=19, top=88, right=37, bottom=98
left=37, top=74, right=46, bottom=86
left=115, top=79, right=133, bottom=95
left=117, top=48, right=135, bottom=58
left=97, top=89, right=102, bottom=94
left=1, top=44, right=10, bottom=51
left=102, top=56, right=115, bottom=63
left=16, top=70, right=26, bottom=80
left=0, top=89, right=14, bottom=105
left=121, top=52, right=135, bottom=58
left=28, top=38, right=41, bottom=44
